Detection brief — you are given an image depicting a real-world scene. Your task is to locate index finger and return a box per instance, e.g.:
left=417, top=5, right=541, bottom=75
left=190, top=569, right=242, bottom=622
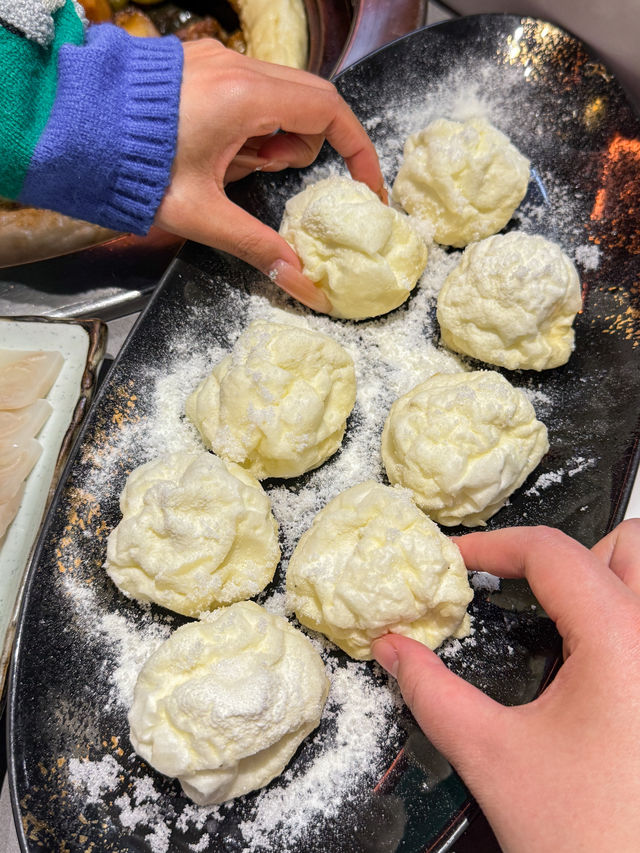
left=456, top=526, right=622, bottom=635
left=324, top=102, right=387, bottom=201
left=254, top=77, right=386, bottom=200
left=590, top=518, right=640, bottom=595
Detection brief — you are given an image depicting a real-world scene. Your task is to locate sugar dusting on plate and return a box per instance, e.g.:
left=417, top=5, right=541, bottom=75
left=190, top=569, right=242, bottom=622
left=63, top=247, right=470, bottom=853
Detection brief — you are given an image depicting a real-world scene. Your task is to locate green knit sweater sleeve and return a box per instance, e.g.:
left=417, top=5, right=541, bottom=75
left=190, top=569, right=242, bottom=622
left=0, top=0, right=85, bottom=199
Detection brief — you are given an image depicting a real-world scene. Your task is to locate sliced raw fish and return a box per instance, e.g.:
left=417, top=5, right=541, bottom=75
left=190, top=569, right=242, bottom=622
left=0, top=350, right=64, bottom=409
left=0, top=349, right=55, bottom=369
left=0, top=400, right=52, bottom=442
left=0, top=439, right=42, bottom=503
left=0, top=480, right=26, bottom=540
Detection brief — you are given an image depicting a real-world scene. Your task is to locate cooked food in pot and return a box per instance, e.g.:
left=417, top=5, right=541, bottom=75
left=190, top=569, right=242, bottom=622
left=81, top=0, right=308, bottom=68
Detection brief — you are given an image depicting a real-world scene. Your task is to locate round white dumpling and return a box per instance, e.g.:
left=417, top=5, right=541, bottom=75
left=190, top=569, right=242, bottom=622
left=186, top=319, right=356, bottom=479
left=128, top=601, right=329, bottom=805
left=279, top=176, right=428, bottom=319
left=286, top=481, right=473, bottom=659
left=436, top=232, right=582, bottom=370
left=105, top=451, right=280, bottom=616
left=381, top=371, right=549, bottom=527
left=392, top=117, right=530, bottom=247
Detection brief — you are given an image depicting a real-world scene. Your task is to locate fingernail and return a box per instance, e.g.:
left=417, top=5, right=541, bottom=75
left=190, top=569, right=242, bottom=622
left=371, top=638, right=399, bottom=678
left=268, top=260, right=332, bottom=313
left=232, top=153, right=268, bottom=169
left=260, top=160, right=289, bottom=172
left=378, top=183, right=389, bottom=205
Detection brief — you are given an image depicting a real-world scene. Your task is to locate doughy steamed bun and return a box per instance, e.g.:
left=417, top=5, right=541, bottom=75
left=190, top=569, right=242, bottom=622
left=437, top=232, right=582, bottom=370
left=286, top=481, right=473, bottom=659
left=279, top=176, right=428, bottom=319
left=105, top=452, right=280, bottom=616
left=186, top=320, right=356, bottom=479
left=128, top=601, right=329, bottom=805
left=381, top=371, right=549, bottom=527
left=392, top=117, right=530, bottom=248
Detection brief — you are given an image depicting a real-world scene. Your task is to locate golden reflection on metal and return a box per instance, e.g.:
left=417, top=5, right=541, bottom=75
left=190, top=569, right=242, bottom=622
left=584, top=61, right=614, bottom=84
left=583, top=96, right=607, bottom=131
left=499, top=18, right=589, bottom=85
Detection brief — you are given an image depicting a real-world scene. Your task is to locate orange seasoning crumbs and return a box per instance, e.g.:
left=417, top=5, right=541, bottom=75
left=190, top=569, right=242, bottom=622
left=590, top=133, right=640, bottom=255
left=55, top=489, right=102, bottom=573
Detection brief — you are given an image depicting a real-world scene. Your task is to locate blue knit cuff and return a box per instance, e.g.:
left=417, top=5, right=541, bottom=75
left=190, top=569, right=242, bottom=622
left=20, top=25, right=183, bottom=235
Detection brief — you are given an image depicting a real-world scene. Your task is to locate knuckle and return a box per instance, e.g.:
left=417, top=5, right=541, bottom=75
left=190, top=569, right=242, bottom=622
left=324, top=85, right=343, bottom=112
left=617, top=517, right=640, bottom=538
left=295, top=137, right=321, bottom=167
left=185, top=37, right=225, bottom=64
left=232, top=229, right=266, bottom=265
left=317, top=75, right=337, bottom=93
left=226, top=69, right=255, bottom=100
left=525, top=525, right=568, bottom=549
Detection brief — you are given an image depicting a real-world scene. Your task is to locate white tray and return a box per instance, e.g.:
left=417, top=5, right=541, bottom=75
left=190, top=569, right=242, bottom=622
left=0, top=317, right=106, bottom=697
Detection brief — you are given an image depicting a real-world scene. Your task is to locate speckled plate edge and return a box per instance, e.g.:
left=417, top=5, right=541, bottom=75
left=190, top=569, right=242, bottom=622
left=0, top=315, right=107, bottom=704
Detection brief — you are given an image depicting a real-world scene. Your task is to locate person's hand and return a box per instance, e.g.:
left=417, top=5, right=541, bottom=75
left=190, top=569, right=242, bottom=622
left=372, top=521, right=640, bottom=853
left=155, top=39, right=386, bottom=312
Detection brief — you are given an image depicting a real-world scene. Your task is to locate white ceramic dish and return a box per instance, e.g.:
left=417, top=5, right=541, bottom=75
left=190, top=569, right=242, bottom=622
left=0, top=317, right=106, bottom=697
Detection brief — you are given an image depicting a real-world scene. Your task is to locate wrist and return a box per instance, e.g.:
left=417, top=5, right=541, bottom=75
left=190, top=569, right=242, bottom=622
left=20, top=25, right=184, bottom=235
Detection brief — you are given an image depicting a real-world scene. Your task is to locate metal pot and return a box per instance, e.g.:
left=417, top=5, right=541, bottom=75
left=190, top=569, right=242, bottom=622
left=307, top=0, right=427, bottom=77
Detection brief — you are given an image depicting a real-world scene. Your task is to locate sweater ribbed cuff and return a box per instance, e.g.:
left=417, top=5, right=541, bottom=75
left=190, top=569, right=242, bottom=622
left=20, top=25, right=183, bottom=235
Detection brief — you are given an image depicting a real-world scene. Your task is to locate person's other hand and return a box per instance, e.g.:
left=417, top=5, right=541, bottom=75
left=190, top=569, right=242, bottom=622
left=372, top=521, right=640, bottom=853
left=155, top=39, right=386, bottom=312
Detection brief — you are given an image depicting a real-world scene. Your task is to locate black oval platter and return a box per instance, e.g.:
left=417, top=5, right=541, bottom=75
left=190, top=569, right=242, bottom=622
left=8, top=14, right=640, bottom=853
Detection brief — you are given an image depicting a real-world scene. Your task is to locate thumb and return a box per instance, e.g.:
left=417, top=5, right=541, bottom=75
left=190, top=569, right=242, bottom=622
left=372, top=634, right=506, bottom=773
left=218, top=203, right=331, bottom=312
left=156, top=194, right=331, bottom=313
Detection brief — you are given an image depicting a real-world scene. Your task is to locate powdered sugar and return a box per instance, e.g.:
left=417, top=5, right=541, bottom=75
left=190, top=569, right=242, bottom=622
left=574, top=242, right=601, bottom=271
left=65, top=238, right=472, bottom=849
left=238, top=659, right=401, bottom=850
left=68, top=753, right=122, bottom=802
left=61, top=572, right=173, bottom=711
left=61, top=235, right=492, bottom=851
left=470, top=572, right=501, bottom=593
left=524, top=454, right=597, bottom=496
